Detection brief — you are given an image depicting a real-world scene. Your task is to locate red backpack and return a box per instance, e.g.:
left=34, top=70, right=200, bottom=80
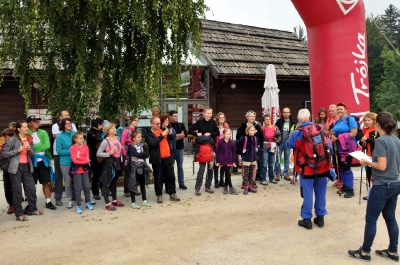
left=294, top=124, right=331, bottom=177
left=194, top=136, right=213, bottom=163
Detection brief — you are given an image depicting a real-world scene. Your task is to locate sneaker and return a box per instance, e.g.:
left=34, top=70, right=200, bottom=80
left=260, top=181, right=268, bottom=186
left=223, top=187, right=228, bottom=194
left=16, top=215, right=28, bottom=221
left=275, top=176, right=281, bottom=181
left=284, top=176, right=291, bottom=181
left=179, top=184, right=188, bottom=190
left=157, top=195, right=163, bottom=204
left=89, top=200, right=96, bottom=205
left=348, top=247, right=371, bottom=262
left=131, top=203, right=140, bottom=209
left=170, top=193, right=180, bottom=202
left=76, top=206, right=83, bottom=214
left=214, top=182, right=220, bottom=188
left=112, top=200, right=124, bottom=207
left=67, top=202, right=73, bottom=209
left=86, top=202, right=94, bottom=210
left=105, top=203, right=116, bottom=211
left=93, top=195, right=101, bottom=200
left=205, top=187, right=214, bottom=194
left=313, top=216, right=324, bottom=227
left=27, top=210, right=43, bottom=216
left=142, top=201, right=152, bottom=207
left=249, top=186, right=257, bottom=193
left=298, top=219, right=312, bottom=230
left=344, top=189, right=355, bottom=198
left=7, top=205, right=15, bottom=214
left=290, top=178, right=297, bottom=184
left=56, top=200, right=63, bottom=206
left=269, top=180, right=278, bottom=184
left=195, top=190, right=201, bottom=196
left=252, top=181, right=258, bottom=188
left=243, top=188, right=248, bottom=195
left=46, top=201, right=57, bottom=210
left=219, top=182, right=225, bottom=187
left=229, top=187, right=239, bottom=195
left=375, top=249, right=399, bottom=262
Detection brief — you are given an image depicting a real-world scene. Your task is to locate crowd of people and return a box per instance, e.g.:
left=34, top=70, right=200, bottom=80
left=1, top=105, right=400, bottom=262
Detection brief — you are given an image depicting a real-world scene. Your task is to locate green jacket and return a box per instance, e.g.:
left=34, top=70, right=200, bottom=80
left=28, top=128, right=53, bottom=160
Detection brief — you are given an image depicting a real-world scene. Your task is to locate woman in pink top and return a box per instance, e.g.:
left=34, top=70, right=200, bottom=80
left=213, top=112, right=230, bottom=188
left=121, top=116, right=139, bottom=197
left=97, top=122, right=124, bottom=211
left=70, top=132, right=94, bottom=214
left=260, top=113, right=281, bottom=185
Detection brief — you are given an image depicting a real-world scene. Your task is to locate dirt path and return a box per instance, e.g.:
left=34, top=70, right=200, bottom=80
left=0, top=163, right=397, bottom=265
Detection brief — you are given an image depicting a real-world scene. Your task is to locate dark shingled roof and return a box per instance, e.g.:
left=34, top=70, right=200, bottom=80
left=201, top=20, right=309, bottom=79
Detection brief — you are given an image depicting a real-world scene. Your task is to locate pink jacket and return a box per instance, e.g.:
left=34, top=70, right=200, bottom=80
left=120, top=126, right=135, bottom=156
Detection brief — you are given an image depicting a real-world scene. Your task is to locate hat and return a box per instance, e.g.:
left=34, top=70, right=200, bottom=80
left=27, top=115, right=42, bottom=122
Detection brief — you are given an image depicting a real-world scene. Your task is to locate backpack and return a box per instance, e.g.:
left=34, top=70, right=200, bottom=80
left=346, top=115, right=363, bottom=142
left=294, top=124, right=331, bottom=178
left=0, top=145, right=10, bottom=171
left=194, top=136, right=213, bottom=163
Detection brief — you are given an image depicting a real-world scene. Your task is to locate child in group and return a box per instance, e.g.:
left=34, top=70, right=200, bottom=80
left=236, top=125, right=258, bottom=194
left=216, top=128, right=238, bottom=195
left=128, top=131, right=152, bottom=209
left=70, top=132, right=94, bottom=214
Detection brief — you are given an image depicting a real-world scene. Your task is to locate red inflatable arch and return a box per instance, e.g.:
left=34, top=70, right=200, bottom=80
left=292, top=0, right=370, bottom=119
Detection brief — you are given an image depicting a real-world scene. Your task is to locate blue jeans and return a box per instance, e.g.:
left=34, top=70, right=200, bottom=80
left=275, top=140, right=290, bottom=177
left=260, top=148, right=275, bottom=182
left=362, top=182, right=400, bottom=253
left=299, top=176, right=328, bottom=219
left=173, top=149, right=185, bottom=185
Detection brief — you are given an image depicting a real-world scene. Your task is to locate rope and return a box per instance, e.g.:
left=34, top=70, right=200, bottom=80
left=369, top=13, right=400, bottom=57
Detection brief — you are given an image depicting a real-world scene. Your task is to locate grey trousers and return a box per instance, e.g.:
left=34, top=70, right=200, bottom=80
left=195, top=162, right=213, bottom=191
left=53, top=155, right=63, bottom=200
left=10, top=164, right=38, bottom=217
left=60, top=165, right=73, bottom=199
left=73, top=173, right=91, bottom=206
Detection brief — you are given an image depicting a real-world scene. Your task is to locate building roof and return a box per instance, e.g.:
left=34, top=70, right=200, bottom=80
left=201, top=20, right=309, bottom=79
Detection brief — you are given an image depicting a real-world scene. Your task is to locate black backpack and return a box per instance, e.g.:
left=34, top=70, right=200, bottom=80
left=346, top=115, right=363, bottom=142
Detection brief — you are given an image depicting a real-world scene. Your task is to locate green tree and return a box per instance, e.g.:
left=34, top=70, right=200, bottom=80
left=0, top=0, right=208, bottom=120
left=293, top=25, right=307, bottom=42
left=374, top=46, right=400, bottom=120
left=381, top=4, right=400, bottom=47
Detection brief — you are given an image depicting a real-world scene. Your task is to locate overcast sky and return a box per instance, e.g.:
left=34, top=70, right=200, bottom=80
left=204, top=0, right=395, bottom=33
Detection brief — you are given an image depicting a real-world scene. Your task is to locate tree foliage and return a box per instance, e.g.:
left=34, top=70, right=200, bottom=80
left=293, top=25, right=307, bottom=42
left=0, top=0, right=208, bottom=120
left=374, top=47, right=400, bottom=120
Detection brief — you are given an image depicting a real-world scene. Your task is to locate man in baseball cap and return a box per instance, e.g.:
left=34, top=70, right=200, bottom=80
left=27, top=115, right=57, bottom=210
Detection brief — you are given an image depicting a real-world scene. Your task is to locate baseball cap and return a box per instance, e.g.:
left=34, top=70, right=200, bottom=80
left=27, top=115, right=42, bottom=123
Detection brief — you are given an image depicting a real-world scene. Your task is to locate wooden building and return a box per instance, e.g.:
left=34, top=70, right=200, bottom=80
left=201, top=20, right=311, bottom=127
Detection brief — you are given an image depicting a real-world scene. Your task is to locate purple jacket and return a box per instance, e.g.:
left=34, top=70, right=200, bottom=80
left=216, top=139, right=236, bottom=165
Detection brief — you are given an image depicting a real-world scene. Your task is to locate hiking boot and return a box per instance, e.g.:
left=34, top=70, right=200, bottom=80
left=214, top=182, right=220, bottom=188
left=260, top=181, right=268, bottom=186
left=344, top=189, right=355, bottom=198
left=170, top=193, right=180, bottom=202
left=179, top=184, right=187, bottom=190
left=252, top=181, right=258, bottom=188
left=249, top=186, right=257, bottom=193
left=313, top=216, right=324, bottom=227
left=105, top=203, right=116, bottom=211
left=243, top=187, right=248, bottom=195
left=93, top=195, right=101, bottom=200
left=195, top=190, right=201, bottom=196
left=298, top=219, right=312, bottom=230
left=341, top=184, right=349, bottom=193
left=284, top=176, right=291, bottom=181
left=375, top=249, right=399, bottom=262
left=76, top=206, right=83, bottom=214
left=131, top=203, right=140, bottom=209
left=56, top=200, right=63, bottom=206
left=223, top=187, right=228, bottom=194
left=112, top=200, right=124, bottom=207
left=229, top=187, right=238, bottom=195
left=205, top=187, right=214, bottom=194
left=348, top=247, right=371, bottom=262
left=86, top=202, right=94, bottom=210
left=7, top=205, right=14, bottom=214
left=46, top=201, right=57, bottom=210
left=275, top=176, right=281, bottom=181
left=157, top=195, right=163, bottom=204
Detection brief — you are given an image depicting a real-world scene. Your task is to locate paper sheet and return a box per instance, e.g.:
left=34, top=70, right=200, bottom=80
left=349, top=151, right=372, bottom=162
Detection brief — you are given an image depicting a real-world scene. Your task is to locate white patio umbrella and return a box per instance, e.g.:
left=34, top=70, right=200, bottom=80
left=262, top=64, right=280, bottom=124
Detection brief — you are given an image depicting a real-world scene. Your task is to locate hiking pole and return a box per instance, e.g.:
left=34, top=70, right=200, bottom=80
left=359, top=164, right=363, bottom=204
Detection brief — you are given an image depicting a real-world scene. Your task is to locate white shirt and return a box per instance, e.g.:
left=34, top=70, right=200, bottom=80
left=52, top=122, right=77, bottom=155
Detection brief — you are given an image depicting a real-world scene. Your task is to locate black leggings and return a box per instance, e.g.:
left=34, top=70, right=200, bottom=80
left=102, top=177, right=117, bottom=204
left=221, top=166, right=232, bottom=188
left=130, top=173, right=147, bottom=203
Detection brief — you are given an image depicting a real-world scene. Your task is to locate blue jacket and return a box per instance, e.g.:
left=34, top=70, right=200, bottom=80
left=56, top=131, right=76, bottom=166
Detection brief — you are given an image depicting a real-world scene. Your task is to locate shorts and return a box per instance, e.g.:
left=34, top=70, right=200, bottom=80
left=33, top=161, right=51, bottom=184
left=242, top=161, right=257, bottom=166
